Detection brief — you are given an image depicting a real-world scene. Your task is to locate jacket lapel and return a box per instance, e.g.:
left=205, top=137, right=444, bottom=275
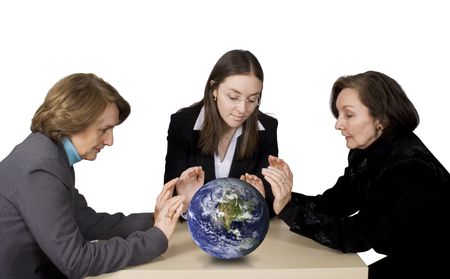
left=228, top=136, right=252, bottom=179
left=229, top=157, right=251, bottom=178
left=196, top=152, right=216, bottom=182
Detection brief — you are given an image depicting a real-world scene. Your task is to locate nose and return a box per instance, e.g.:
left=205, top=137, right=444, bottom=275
left=103, top=130, right=114, bottom=146
left=236, top=100, right=247, bottom=113
left=335, top=116, right=344, bottom=131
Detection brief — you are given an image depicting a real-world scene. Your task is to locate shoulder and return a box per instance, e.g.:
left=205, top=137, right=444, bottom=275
left=387, top=133, right=433, bottom=162
left=6, top=133, right=61, bottom=163
left=167, top=105, right=202, bottom=142
left=258, top=111, right=278, bottom=130
left=1, top=133, right=70, bottom=190
left=169, top=104, right=202, bottom=127
left=381, top=133, right=447, bottom=177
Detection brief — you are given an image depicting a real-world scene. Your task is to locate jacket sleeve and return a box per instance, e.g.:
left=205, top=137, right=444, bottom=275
left=278, top=159, right=445, bottom=254
left=18, top=158, right=168, bottom=279
left=254, top=117, right=279, bottom=217
left=164, top=112, right=192, bottom=183
left=278, top=168, right=368, bottom=253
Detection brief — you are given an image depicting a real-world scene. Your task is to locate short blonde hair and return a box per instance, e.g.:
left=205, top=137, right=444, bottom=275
left=31, top=73, right=130, bottom=141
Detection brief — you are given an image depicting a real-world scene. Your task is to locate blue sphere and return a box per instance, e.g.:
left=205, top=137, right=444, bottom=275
left=187, top=177, right=270, bottom=259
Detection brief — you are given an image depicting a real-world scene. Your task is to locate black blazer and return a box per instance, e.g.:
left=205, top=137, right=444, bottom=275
left=278, top=132, right=450, bottom=277
left=164, top=104, right=278, bottom=216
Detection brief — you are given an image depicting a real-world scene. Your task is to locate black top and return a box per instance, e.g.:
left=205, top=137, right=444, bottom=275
left=164, top=104, right=278, bottom=216
left=279, top=132, right=450, bottom=259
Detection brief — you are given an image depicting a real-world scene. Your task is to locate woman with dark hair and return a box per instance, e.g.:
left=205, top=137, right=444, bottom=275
left=0, top=73, right=186, bottom=279
left=164, top=49, right=278, bottom=216
left=262, top=71, right=450, bottom=278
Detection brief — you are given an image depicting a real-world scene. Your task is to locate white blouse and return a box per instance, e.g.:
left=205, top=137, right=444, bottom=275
left=214, top=127, right=241, bottom=178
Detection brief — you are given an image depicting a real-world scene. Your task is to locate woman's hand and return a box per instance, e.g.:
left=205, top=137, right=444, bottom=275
left=176, top=166, right=204, bottom=212
left=262, top=155, right=294, bottom=214
left=154, top=177, right=178, bottom=220
left=240, top=173, right=265, bottom=198
left=268, top=155, right=294, bottom=182
left=154, top=178, right=185, bottom=240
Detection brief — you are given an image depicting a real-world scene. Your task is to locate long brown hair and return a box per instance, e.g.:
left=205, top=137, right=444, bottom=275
left=330, top=71, right=419, bottom=138
left=31, top=73, right=130, bottom=141
left=193, top=49, right=264, bottom=159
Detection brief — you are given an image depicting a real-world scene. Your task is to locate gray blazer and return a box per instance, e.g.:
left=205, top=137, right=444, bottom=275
left=0, top=133, right=167, bottom=279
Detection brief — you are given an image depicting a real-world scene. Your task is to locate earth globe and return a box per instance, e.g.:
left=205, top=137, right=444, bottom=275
left=187, top=177, right=270, bottom=260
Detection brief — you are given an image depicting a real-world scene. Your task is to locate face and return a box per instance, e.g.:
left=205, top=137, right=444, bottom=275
left=335, top=88, right=382, bottom=149
left=70, top=103, right=119, bottom=160
left=213, top=74, right=262, bottom=129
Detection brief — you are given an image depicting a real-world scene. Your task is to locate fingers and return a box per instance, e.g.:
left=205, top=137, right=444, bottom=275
left=154, top=195, right=185, bottom=240
left=268, top=155, right=283, bottom=168
left=240, top=173, right=265, bottom=198
left=263, top=173, right=281, bottom=197
left=281, top=162, right=294, bottom=183
left=178, top=166, right=204, bottom=191
left=262, top=166, right=292, bottom=215
left=266, top=166, right=287, bottom=183
left=158, top=178, right=179, bottom=203
left=244, top=173, right=262, bottom=185
left=180, top=166, right=197, bottom=180
left=162, top=177, right=179, bottom=193
left=268, top=155, right=276, bottom=168
left=197, top=167, right=205, bottom=183
left=180, top=167, right=193, bottom=180
left=172, top=203, right=184, bottom=221
left=155, top=180, right=183, bottom=220
left=267, top=155, right=293, bottom=184
left=268, top=155, right=288, bottom=169
left=240, top=173, right=256, bottom=184
left=163, top=195, right=185, bottom=220
left=176, top=167, right=204, bottom=213
left=262, top=167, right=292, bottom=194
left=180, top=166, right=202, bottom=179
left=156, top=186, right=172, bottom=204
left=179, top=166, right=204, bottom=187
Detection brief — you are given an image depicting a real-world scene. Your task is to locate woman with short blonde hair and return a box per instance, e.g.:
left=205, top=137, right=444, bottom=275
left=31, top=73, right=130, bottom=141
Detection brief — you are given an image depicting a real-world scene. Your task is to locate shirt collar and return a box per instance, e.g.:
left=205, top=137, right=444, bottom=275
left=62, top=137, right=82, bottom=166
left=193, top=106, right=265, bottom=131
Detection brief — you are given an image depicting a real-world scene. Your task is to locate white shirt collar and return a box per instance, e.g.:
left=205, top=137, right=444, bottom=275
left=193, top=106, right=265, bottom=131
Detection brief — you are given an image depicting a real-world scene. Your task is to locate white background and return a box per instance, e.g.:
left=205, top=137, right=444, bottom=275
left=1, top=0, right=449, bottom=265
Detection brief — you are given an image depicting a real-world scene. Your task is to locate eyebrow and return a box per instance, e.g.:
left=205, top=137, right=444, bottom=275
left=342, top=105, right=355, bottom=109
left=101, top=124, right=116, bottom=130
left=228, top=88, right=260, bottom=96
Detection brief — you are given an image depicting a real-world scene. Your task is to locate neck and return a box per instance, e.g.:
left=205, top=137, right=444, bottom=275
left=223, top=127, right=237, bottom=139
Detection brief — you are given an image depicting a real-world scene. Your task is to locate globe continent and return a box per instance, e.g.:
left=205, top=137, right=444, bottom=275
left=187, top=177, right=269, bottom=259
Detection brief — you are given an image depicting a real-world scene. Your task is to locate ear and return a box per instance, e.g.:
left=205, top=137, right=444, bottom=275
left=375, top=119, right=383, bottom=131
left=212, top=89, right=218, bottom=99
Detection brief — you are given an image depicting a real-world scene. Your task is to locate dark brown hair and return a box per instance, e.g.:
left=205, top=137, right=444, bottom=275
left=31, top=73, right=130, bottom=141
left=192, top=49, right=264, bottom=159
left=330, top=70, right=419, bottom=138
